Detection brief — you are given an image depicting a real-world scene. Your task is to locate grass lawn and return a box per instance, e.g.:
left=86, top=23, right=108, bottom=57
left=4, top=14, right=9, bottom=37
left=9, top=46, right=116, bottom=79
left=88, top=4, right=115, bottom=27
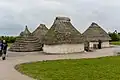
left=16, top=56, right=120, bottom=80
left=110, top=41, right=120, bottom=45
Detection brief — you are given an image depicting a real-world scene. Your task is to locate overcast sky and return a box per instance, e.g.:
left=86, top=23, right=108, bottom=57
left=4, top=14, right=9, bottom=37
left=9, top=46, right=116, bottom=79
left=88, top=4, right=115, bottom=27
left=0, top=0, right=120, bottom=36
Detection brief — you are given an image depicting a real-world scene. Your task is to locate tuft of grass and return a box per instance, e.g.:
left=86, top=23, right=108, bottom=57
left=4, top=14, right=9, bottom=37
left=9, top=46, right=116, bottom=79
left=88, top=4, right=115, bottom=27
left=110, top=41, right=120, bottom=45
left=16, top=56, right=120, bottom=80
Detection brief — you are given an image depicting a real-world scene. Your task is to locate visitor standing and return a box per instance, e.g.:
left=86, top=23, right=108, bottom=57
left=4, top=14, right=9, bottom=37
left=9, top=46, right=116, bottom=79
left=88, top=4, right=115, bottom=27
left=0, top=40, right=3, bottom=57
left=2, top=40, right=8, bottom=60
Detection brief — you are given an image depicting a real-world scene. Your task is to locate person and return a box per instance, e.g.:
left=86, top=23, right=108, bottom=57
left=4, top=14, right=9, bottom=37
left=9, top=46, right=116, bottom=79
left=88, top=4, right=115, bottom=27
left=41, top=43, right=44, bottom=51
left=0, top=40, right=3, bottom=57
left=2, top=40, right=8, bottom=60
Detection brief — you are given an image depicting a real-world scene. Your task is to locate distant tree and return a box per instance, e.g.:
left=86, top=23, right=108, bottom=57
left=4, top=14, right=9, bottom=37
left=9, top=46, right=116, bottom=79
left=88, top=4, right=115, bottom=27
left=0, top=36, right=17, bottom=43
left=114, top=30, right=117, bottom=33
left=109, top=32, right=120, bottom=41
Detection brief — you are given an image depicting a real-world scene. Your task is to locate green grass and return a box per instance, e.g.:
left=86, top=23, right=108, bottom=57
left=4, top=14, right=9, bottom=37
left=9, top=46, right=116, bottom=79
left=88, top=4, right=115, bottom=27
left=16, top=56, right=120, bottom=80
left=110, top=41, right=120, bottom=45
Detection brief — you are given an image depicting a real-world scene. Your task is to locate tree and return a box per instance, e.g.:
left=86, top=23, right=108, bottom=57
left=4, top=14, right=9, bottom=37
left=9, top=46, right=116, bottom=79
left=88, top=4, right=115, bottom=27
left=0, top=36, right=17, bottom=43
left=108, top=32, right=120, bottom=41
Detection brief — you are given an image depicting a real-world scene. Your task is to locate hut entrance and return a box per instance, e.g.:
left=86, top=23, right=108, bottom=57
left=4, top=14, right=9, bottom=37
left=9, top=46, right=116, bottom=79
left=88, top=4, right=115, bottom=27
left=93, top=44, right=98, bottom=49
left=98, top=40, right=102, bottom=49
left=40, top=43, right=44, bottom=51
left=84, top=41, right=89, bottom=51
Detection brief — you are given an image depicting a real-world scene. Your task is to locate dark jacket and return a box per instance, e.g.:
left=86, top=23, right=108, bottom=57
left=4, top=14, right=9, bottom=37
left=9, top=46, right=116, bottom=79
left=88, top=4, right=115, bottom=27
left=2, top=42, right=8, bottom=50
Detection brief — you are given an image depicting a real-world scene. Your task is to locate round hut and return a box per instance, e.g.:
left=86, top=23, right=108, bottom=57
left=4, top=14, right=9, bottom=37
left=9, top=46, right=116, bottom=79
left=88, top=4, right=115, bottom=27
left=43, top=17, right=84, bottom=54
left=83, top=22, right=111, bottom=51
left=19, top=25, right=31, bottom=37
left=9, top=26, right=42, bottom=52
left=32, top=24, right=48, bottom=42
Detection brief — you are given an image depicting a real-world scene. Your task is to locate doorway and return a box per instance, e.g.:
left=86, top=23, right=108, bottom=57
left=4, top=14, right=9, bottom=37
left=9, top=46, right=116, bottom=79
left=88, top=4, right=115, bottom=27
left=84, top=41, right=89, bottom=51
left=98, top=40, right=102, bottom=49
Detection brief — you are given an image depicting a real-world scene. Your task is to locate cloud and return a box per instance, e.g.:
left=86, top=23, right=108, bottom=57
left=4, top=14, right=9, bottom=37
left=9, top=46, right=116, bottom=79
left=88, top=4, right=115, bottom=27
left=0, top=0, right=120, bottom=36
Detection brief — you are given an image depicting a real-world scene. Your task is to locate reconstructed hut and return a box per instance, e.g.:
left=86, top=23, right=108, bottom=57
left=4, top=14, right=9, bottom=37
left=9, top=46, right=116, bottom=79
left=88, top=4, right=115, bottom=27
left=19, top=25, right=31, bottom=37
left=9, top=26, right=42, bottom=52
left=83, top=22, right=111, bottom=51
left=32, top=24, right=48, bottom=42
left=43, top=17, right=84, bottom=54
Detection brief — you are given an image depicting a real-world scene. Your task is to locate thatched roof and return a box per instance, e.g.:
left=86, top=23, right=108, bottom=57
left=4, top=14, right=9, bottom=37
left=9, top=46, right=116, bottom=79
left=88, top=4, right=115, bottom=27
left=9, top=36, right=42, bottom=52
left=32, top=24, right=48, bottom=42
left=20, top=25, right=31, bottom=37
left=83, top=22, right=111, bottom=42
left=9, top=26, right=42, bottom=52
left=44, top=17, right=84, bottom=45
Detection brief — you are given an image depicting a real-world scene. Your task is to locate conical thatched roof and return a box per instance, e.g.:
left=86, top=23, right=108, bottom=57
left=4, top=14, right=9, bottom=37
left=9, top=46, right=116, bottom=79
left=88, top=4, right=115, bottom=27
left=32, top=24, right=48, bottom=42
left=9, top=26, right=42, bottom=52
left=44, top=17, right=84, bottom=45
left=83, top=22, right=111, bottom=42
left=20, top=25, right=31, bottom=37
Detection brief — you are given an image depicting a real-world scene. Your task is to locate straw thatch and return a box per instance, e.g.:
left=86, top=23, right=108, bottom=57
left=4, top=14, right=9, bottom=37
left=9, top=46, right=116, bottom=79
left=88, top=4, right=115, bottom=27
left=32, top=24, right=48, bottom=42
left=44, top=17, right=84, bottom=45
left=83, top=22, right=111, bottom=42
left=20, top=25, right=31, bottom=37
left=9, top=26, right=42, bottom=52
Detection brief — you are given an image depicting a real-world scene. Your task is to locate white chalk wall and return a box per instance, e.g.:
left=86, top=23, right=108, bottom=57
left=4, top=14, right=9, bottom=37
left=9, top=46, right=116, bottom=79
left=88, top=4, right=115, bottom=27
left=89, top=42, right=99, bottom=48
left=43, top=44, right=84, bottom=54
left=89, top=41, right=110, bottom=48
left=102, top=41, right=110, bottom=47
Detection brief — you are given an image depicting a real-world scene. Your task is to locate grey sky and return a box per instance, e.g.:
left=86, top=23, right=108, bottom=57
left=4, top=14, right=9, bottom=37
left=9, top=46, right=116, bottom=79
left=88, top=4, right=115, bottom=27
left=0, top=0, right=120, bottom=36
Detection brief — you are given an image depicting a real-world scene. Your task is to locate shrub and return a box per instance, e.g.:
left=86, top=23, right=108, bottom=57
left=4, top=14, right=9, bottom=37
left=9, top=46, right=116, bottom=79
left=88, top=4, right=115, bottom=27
left=0, top=36, right=17, bottom=43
